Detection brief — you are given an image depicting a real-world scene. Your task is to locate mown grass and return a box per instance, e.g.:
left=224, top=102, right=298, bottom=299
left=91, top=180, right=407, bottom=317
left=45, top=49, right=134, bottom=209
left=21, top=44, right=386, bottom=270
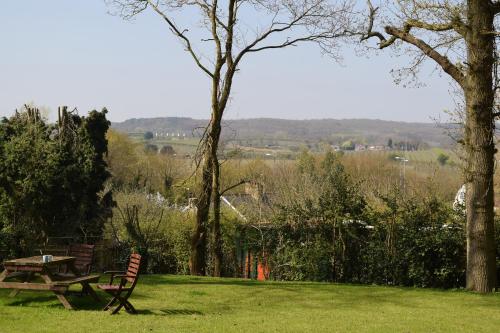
left=0, top=275, right=500, bottom=333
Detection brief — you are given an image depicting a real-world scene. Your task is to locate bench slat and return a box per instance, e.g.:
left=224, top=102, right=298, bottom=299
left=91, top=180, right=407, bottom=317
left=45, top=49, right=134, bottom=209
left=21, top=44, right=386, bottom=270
left=53, top=274, right=100, bottom=286
left=0, top=281, right=67, bottom=292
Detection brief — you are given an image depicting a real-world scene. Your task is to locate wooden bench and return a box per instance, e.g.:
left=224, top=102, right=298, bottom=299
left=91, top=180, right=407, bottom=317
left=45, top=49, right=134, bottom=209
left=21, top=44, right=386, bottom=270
left=0, top=256, right=101, bottom=310
left=52, top=274, right=100, bottom=286
left=3, top=271, right=29, bottom=279
left=0, top=281, right=68, bottom=292
left=54, top=244, right=96, bottom=278
left=0, top=274, right=101, bottom=295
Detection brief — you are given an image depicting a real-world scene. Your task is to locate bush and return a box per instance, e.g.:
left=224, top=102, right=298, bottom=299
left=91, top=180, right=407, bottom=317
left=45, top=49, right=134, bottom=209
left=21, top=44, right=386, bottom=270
left=359, top=197, right=465, bottom=288
left=107, top=190, right=192, bottom=274
left=437, top=153, right=450, bottom=166
left=238, top=153, right=468, bottom=288
left=144, top=144, right=158, bottom=154
left=249, top=196, right=466, bottom=288
left=0, top=106, right=111, bottom=255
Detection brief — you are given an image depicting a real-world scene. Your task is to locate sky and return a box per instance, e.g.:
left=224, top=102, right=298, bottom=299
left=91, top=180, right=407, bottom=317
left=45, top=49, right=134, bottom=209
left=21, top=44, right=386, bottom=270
left=0, top=0, right=456, bottom=123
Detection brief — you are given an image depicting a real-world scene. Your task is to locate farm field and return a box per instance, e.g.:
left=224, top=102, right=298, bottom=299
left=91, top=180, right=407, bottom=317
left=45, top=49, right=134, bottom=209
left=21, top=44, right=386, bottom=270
left=0, top=275, right=499, bottom=333
left=129, top=129, right=460, bottom=163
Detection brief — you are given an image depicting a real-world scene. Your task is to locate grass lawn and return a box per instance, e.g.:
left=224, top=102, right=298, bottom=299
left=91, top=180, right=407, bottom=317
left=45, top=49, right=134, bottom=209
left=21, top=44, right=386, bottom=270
left=0, top=275, right=500, bottom=333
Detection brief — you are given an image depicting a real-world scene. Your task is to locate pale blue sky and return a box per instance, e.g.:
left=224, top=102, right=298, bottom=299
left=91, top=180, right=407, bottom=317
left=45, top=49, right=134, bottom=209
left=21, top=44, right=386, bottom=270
left=0, top=0, right=454, bottom=123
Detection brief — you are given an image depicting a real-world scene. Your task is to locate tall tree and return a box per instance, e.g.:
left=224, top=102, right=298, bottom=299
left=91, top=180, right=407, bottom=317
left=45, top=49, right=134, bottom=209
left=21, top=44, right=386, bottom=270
left=107, top=0, right=355, bottom=276
left=0, top=106, right=111, bottom=254
left=362, top=0, right=498, bottom=292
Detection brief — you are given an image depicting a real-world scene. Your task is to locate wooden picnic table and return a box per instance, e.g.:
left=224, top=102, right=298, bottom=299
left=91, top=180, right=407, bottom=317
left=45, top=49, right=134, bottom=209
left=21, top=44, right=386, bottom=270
left=0, top=256, right=100, bottom=310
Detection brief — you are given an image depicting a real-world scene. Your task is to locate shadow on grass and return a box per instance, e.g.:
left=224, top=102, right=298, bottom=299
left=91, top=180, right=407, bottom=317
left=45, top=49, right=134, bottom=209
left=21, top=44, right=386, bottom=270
left=141, top=275, right=470, bottom=295
left=133, top=308, right=204, bottom=316
left=143, top=276, right=313, bottom=290
left=140, top=275, right=399, bottom=295
left=3, top=293, right=104, bottom=311
left=160, top=308, right=204, bottom=315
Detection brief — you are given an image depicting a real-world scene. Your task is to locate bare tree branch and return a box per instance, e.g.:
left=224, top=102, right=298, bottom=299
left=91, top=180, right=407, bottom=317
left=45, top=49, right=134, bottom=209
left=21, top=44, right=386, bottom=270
left=360, top=1, right=386, bottom=42
left=406, top=18, right=466, bottom=36
left=244, top=32, right=345, bottom=53
left=219, top=179, right=248, bottom=197
left=233, top=1, right=324, bottom=67
left=384, top=25, right=465, bottom=86
left=146, top=0, right=214, bottom=78
left=361, top=0, right=465, bottom=87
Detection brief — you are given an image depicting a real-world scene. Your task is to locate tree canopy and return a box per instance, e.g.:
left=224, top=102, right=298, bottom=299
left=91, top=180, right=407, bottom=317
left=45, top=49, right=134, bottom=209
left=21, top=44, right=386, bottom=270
left=0, top=106, right=112, bottom=255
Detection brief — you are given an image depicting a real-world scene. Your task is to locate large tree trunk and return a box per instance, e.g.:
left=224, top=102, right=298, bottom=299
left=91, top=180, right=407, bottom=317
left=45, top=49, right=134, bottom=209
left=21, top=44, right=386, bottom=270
left=464, top=0, right=497, bottom=293
left=190, top=148, right=212, bottom=275
left=212, top=154, right=223, bottom=277
left=190, top=100, right=224, bottom=275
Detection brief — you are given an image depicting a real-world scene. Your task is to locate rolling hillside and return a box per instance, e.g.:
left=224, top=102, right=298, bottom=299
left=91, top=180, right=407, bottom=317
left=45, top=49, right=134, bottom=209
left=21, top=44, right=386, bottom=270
left=112, top=117, right=456, bottom=148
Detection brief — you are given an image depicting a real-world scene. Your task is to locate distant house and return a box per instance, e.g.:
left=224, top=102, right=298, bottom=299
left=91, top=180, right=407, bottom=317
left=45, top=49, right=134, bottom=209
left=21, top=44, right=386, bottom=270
left=368, top=145, right=386, bottom=151
left=355, top=144, right=366, bottom=151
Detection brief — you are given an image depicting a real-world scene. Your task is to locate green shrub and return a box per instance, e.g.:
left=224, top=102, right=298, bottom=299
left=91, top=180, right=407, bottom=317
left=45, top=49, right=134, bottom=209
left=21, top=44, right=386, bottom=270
left=238, top=153, right=468, bottom=288
left=107, top=190, right=193, bottom=274
left=0, top=106, right=111, bottom=255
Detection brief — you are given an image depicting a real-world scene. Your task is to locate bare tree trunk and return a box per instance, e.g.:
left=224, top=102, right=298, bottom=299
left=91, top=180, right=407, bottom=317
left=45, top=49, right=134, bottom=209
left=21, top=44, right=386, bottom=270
left=191, top=149, right=212, bottom=275
left=212, top=154, right=223, bottom=277
left=464, top=0, right=497, bottom=293
left=191, top=97, right=224, bottom=275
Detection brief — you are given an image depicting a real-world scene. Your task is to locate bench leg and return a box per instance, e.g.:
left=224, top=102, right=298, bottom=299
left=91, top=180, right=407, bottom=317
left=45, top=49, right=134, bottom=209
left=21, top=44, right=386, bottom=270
left=110, top=295, right=134, bottom=315
left=111, top=302, right=124, bottom=315
left=8, top=289, right=20, bottom=297
left=41, top=271, right=73, bottom=310
left=104, top=296, right=118, bottom=311
left=124, top=301, right=137, bottom=314
left=0, top=270, right=8, bottom=281
left=9, top=272, right=34, bottom=297
left=81, top=283, right=100, bottom=302
left=55, top=292, right=74, bottom=310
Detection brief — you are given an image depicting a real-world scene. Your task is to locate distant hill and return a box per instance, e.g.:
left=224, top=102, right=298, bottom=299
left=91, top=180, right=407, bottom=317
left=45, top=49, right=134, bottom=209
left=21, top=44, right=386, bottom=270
left=112, top=117, right=456, bottom=148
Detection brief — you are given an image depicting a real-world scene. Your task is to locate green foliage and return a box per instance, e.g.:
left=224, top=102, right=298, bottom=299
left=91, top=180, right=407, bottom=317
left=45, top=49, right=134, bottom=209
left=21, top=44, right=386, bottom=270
left=256, top=194, right=466, bottom=288
left=243, top=154, right=468, bottom=288
left=144, top=143, right=158, bottom=154
left=296, top=149, right=316, bottom=174
left=260, top=152, right=368, bottom=282
left=359, top=194, right=465, bottom=288
left=109, top=190, right=247, bottom=276
left=159, top=145, right=175, bottom=155
left=437, top=152, right=450, bottom=166
left=341, top=140, right=355, bottom=150
left=0, top=107, right=111, bottom=255
left=106, top=129, right=190, bottom=202
left=143, top=131, right=154, bottom=140
left=108, top=190, right=193, bottom=274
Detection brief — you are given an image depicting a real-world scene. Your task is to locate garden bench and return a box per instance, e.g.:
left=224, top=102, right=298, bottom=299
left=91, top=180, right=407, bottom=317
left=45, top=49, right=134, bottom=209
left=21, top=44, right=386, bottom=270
left=0, top=256, right=101, bottom=310
left=55, top=244, right=96, bottom=278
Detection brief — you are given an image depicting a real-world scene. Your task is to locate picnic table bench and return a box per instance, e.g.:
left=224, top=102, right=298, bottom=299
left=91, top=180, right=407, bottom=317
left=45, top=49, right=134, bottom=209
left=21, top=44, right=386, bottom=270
left=0, top=256, right=100, bottom=310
